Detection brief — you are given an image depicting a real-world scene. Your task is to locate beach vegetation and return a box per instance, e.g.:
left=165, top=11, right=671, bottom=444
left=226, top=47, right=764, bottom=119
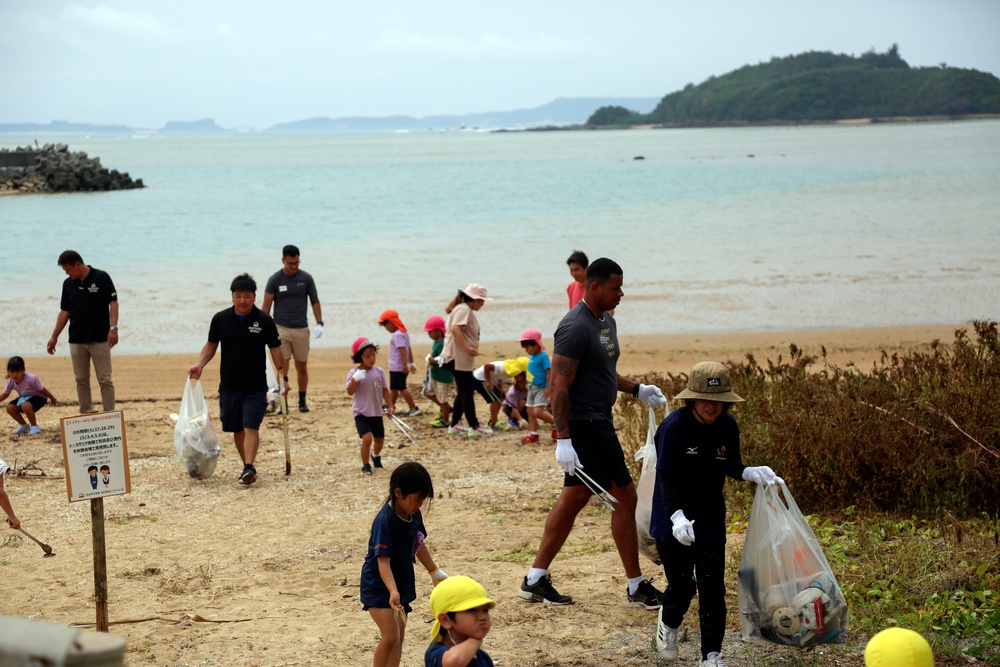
left=615, top=320, right=1000, bottom=660
left=588, top=45, right=1000, bottom=127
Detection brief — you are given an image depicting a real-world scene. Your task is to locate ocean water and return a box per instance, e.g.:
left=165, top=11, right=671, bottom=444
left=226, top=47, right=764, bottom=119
left=2, top=121, right=999, bottom=356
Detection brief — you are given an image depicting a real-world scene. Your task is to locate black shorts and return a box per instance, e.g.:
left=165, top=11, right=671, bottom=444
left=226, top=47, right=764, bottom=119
left=355, top=414, right=385, bottom=439
left=219, top=390, right=267, bottom=432
left=474, top=380, right=501, bottom=403
left=564, top=419, right=633, bottom=491
left=389, top=371, right=408, bottom=391
left=9, top=396, right=48, bottom=413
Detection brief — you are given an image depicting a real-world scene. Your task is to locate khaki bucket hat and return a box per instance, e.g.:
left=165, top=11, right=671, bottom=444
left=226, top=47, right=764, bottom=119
left=674, top=361, right=744, bottom=403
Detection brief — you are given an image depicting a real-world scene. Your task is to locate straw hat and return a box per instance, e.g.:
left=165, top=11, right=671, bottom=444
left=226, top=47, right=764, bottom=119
left=674, top=361, right=744, bottom=403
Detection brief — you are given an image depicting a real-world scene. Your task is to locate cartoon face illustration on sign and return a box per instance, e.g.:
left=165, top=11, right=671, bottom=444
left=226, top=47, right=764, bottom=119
left=100, top=464, right=111, bottom=488
left=88, top=465, right=99, bottom=490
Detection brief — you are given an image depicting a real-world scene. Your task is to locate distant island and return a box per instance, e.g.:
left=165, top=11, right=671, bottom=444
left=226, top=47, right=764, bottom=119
left=0, top=98, right=659, bottom=136
left=587, top=45, right=1000, bottom=127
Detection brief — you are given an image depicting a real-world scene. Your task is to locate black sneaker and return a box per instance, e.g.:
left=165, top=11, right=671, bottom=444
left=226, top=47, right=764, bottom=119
left=239, top=464, right=257, bottom=485
left=361, top=464, right=373, bottom=475
left=371, top=455, right=383, bottom=468
left=518, top=574, right=573, bottom=605
left=298, top=402, right=310, bottom=413
left=627, top=578, right=663, bottom=610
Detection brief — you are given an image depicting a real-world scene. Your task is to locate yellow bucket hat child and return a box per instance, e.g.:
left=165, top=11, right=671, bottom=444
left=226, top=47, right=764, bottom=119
left=429, top=575, right=496, bottom=642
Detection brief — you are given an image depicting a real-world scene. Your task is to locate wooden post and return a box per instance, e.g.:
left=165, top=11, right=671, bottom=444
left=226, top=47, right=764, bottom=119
left=91, top=497, right=109, bottom=632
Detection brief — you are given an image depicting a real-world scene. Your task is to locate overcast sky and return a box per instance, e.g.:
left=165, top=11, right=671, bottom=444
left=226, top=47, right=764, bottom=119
left=3, top=1, right=999, bottom=129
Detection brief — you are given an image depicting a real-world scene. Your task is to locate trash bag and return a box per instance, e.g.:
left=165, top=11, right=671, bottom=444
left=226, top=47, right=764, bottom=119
left=174, top=379, right=220, bottom=479
left=737, top=481, right=849, bottom=647
left=634, top=407, right=660, bottom=565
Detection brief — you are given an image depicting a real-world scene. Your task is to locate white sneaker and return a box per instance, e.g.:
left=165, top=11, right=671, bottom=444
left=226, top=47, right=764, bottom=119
left=467, top=426, right=492, bottom=437
left=447, top=424, right=466, bottom=436
left=29, top=425, right=41, bottom=435
left=701, top=652, right=726, bottom=667
left=656, top=606, right=679, bottom=660
left=12, top=425, right=30, bottom=435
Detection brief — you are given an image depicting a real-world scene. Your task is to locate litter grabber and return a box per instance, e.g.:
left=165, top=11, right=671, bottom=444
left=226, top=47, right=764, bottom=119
left=7, top=519, right=55, bottom=557
left=389, top=413, right=417, bottom=446
left=574, top=467, right=618, bottom=511
left=282, top=394, right=291, bottom=476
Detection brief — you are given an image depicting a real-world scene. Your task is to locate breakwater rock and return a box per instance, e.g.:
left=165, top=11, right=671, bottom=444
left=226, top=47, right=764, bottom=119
left=0, top=144, right=144, bottom=194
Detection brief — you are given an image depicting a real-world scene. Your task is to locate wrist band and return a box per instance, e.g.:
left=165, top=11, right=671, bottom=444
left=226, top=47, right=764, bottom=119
left=631, top=383, right=640, bottom=397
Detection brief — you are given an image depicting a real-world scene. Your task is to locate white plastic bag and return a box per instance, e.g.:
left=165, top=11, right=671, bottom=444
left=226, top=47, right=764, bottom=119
left=174, top=379, right=221, bottom=479
left=737, top=481, right=849, bottom=647
left=634, top=407, right=660, bottom=565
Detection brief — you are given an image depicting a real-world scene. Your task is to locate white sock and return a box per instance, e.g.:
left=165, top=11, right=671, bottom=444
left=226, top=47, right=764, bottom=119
left=526, top=568, right=548, bottom=586
left=627, top=575, right=646, bottom=595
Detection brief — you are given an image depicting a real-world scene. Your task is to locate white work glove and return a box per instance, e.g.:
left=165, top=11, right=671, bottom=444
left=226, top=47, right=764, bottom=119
left=428, top=567, right=448, bottom=586
left=434, top=355, right=445, bottom=367
left=314, top=323, right=324, bottom=339
left=555, top=438, right=581, bottom=475
left=408, top=362, right=418, bottom=373
left=742, top=466, right=784, bottom=486
left=425, top=354, right=432, bottom=364
left=637, top=384, right=667, bottom=408
left=353, top=369, right=367, bottom=383
left=670, top=510, right=696, bottom=546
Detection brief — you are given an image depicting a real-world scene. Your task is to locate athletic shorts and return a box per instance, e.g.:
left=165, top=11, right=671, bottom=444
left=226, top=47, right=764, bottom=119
left=564, top=419, right=632, bottom=491
left=474, top=380, right=502, bottom=403
left=430, top=379, right=455, bottom=404
left=526, top=385, right=548, bottom=408
left=355, top=414, right=385, bottom=440
left=219, top=390, right=267, bottom=432
left=389, top=371, right=408, bottom=391
left=277, top=325, right=310, bottom=363
left=9, top=396, right=48, bottom=413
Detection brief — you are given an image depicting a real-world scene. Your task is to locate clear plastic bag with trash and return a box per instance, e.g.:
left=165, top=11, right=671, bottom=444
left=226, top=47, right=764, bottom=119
left=173, top=379, right=220, bottom=479
left=737, top=481, right=849, bottom=647
left=634, top=407, right=661, bottom=565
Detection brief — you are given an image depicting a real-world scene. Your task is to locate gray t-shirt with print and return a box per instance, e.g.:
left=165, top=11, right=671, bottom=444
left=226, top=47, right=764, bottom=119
left=553, top=301, right=620, bottom=422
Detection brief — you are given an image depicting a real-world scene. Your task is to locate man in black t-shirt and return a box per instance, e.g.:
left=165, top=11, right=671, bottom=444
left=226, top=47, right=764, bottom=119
left=518, top=258, right=668, bottom=610
left=47, top=250, right=119, bottom=413
left=189, top=274, right=289, bottom=485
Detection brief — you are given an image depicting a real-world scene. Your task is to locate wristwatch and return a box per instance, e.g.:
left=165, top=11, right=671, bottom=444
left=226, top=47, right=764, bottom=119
left=110, top=326, right=119, bottom=332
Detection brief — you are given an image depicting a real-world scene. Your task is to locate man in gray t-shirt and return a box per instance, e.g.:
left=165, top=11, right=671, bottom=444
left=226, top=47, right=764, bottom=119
left=518, top=258, right=668, bottom=609
left=262, top=245, right=324, bottom=412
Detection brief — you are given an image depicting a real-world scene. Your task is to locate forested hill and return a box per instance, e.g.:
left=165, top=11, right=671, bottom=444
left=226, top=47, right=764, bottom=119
left=588, top=46, right=1000, bottom=127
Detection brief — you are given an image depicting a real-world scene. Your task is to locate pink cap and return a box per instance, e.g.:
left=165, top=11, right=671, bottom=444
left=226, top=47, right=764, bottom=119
left=351, top=337, right=375, bottom=357
left=519, top=328, right=545, bottom=351
left=423, top=315, right=446, bottom=332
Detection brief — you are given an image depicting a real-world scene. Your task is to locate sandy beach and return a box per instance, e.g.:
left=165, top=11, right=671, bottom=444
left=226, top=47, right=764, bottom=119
left=1, top=323, right=962, bottom=666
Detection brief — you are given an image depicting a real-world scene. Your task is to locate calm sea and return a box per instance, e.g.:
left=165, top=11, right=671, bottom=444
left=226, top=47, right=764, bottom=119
left=2, top=121, right=999, bottom=356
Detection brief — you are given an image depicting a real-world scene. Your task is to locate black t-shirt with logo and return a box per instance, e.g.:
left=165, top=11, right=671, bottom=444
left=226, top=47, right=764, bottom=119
left=553, top=301, right=620, bottom=422
left=207, top=306, right=281, bottom=392
left=59, top=266, right=117, bottom=344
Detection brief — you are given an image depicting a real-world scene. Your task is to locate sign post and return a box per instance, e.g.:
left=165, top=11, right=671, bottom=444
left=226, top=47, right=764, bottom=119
left=60, top=410, right=131, bottom=633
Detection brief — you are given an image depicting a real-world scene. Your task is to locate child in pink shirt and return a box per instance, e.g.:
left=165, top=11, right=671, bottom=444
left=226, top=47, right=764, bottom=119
left=379, top=309, right=420, bottom=417
left=347, top=338, right=393, bottom=476
left=2, top=356, right=58, bottom=436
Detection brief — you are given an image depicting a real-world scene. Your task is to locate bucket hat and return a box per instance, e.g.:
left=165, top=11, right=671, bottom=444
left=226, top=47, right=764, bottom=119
left=378, top=309, right=407, bottom=332
left=423, top=315, right=446, bottom=333
left=518, top=328, right=545, bottom=351
left=674, top=361, right=744, bottom=403
left=503, top=357, right=529, bottom=377
left=865, top=627, right=934, bottom=667
left=429, top=575, right=495, bottom=642
left=351, top=337, right=376, bottom=357
left=460, top=283, right=492, bottom=301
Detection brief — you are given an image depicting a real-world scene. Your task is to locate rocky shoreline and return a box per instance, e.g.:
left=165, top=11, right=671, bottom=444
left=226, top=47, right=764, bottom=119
left=0, top=143, right=143, bottom=194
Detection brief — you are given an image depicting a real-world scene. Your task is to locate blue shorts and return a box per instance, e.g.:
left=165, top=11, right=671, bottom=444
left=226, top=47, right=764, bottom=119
left=10, top=396, right=47, bottom=412
left=219, top=390, right=267, bottom=432
left=563, top=419, right=632, bottom=491
left=355, top=414, right=385, bottom=440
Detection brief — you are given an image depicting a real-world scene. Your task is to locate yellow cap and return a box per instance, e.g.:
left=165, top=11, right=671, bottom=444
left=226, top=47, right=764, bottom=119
left=503, top=357, right=529, bottom=378
left=865, top=627, right=934, bottom=667
left=428, top=575, right=495, bottom=642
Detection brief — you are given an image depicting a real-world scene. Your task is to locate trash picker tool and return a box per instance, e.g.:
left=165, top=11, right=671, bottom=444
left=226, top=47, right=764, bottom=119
left=8, top=520, right=55, bottom=557
left=574, top=468, right=618, bottom=511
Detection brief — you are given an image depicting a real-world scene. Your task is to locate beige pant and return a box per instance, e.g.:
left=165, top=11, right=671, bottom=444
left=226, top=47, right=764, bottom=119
left=277, top=326, right=310, bottom=362
left=70, top=342, right=115, bottom=412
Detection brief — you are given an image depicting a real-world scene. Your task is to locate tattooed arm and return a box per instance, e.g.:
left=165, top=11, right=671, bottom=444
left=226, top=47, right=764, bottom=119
left=550, top=353, right=579, bottom=438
